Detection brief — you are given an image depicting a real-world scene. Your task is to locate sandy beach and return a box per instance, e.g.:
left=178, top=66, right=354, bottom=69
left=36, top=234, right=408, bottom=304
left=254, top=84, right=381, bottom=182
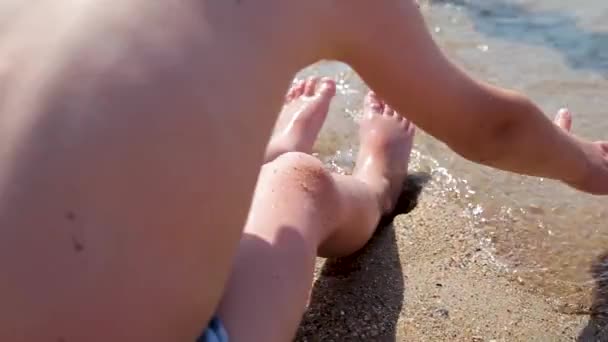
left=296, top=175, right=590, bottom=341
left=292, top=1, right=608, bottom=339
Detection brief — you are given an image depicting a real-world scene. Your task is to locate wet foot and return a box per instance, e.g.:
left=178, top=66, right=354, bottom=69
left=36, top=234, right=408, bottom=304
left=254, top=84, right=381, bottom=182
left=264, top=77, right=336, bottom=162
left=354, top=92, right=416, bottom=213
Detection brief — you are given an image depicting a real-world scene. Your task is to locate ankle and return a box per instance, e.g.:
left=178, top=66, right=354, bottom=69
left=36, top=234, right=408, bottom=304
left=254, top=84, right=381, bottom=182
left=354, top=171, right=390, bottom=214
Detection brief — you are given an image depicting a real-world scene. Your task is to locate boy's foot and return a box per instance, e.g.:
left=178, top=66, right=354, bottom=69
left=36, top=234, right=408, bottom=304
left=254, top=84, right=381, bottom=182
left=264, top=77, right=336, bottom=162
left=354, top=92, right=416, bottom=213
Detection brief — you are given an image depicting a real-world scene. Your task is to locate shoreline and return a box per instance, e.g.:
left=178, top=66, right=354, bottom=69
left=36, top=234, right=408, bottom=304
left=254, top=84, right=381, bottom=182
left=296, top=183, right=588, bottom=341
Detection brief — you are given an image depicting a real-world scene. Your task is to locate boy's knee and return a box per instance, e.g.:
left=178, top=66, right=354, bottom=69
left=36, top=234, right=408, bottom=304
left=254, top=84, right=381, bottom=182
left=267, top=152, right=336, bottom=200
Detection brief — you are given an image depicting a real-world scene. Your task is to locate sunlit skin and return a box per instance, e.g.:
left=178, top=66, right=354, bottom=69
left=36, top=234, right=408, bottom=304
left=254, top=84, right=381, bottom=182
left=0, top=0, right=607, bottom=341
left=218, top=78, right=415, bottom=341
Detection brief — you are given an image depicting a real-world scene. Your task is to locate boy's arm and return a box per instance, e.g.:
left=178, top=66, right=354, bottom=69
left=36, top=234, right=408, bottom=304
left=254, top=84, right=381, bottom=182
left=327, top=0, right=608, bottom=194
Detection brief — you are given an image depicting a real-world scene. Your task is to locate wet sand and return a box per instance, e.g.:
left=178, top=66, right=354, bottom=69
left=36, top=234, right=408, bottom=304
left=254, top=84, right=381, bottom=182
left=296, top=176, right=588, bottom=341
left=291, top=1, right=608, bottom=339
left=304, top=0, right=608, bottom=321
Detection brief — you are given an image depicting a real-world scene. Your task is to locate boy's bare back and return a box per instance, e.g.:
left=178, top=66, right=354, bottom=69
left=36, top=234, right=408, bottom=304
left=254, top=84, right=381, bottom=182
left=0, top=0, right=606, bottom=340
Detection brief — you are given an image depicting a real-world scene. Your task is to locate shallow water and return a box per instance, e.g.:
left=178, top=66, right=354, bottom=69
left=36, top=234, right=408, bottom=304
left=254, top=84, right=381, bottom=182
left=299, top=0, right=608, bottom=306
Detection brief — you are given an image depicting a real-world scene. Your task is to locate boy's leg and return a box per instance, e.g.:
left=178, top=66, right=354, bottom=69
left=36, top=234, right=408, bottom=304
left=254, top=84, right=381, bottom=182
left=216, top=89, right=415, bottom=341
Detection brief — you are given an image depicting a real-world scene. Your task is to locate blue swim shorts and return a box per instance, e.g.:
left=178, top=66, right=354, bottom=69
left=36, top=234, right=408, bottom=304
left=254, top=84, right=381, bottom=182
left=198, top=317, right=229, bottom=342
